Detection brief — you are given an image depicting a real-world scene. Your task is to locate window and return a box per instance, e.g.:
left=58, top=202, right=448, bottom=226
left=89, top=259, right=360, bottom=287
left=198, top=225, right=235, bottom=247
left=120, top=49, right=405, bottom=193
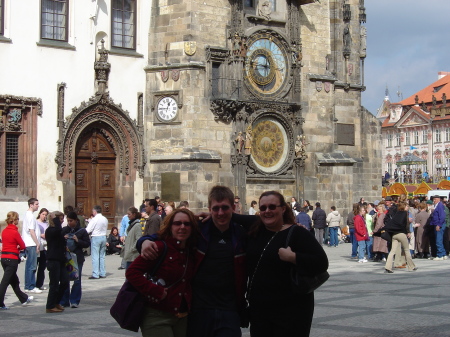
left=405, top=132, right=410, bottom=145
left=112, top=0, right=136, bottom=49
left=41, top=0, right=68, bottom=41
left=446, top=128, right=450, bottom=142
left=0, top=0, right=4, bottom=36
left=244, top=0, right=254, bottom=7
left=5, top=135, right=19, bottom=187
left=436, top=129, right=442, bottom=143
left=387, top=134, right=392, bottom=147
left=395, top=133, right=401, bottom=146
left=269, top=0, right=276, bottom=11
left=414, top=131, right=419, bottom=145
left=387, top=163, right=392, bottom=175
left=0, top=96, right=39, bottom=199
left=422, top=130, right=428, bottom=144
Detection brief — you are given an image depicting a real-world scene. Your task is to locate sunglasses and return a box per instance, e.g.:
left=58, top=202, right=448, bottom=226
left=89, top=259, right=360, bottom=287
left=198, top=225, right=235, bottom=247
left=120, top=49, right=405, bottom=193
left=211, top=205, right=231, bottom=212
left=172, top=221, right=192, bottom=227
left=259, top=204, right=282, bottom=212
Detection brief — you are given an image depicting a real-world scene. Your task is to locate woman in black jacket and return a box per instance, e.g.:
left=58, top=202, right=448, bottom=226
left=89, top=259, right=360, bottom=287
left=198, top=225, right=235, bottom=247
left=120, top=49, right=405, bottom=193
left=106, top=227, right=122, bottom=255
left=60, top=211, right=90, bottom=308
left=384, top=202, right=417, bottom=273
left=45, top=211, right=69, bottom=313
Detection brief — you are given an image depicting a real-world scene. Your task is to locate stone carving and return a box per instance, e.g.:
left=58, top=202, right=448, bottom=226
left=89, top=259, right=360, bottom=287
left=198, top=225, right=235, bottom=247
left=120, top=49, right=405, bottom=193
left=359, top=26, right=367, bottom=58
left=0, top=95, right=43, bottom=116
left=415, top=95, right=419, bottom=105
left=443, top=93, right=447, bottom=107
left=94, top=39, right=110, bottom=94
left=432, top=95, right=437, bottom=108
left=258, top=0, right=272, bottom=20
left=55, top=93, right=145, bottom=178
left=184, top=41, right=197, bottom=56
left=343, top=24, right=351, bottom=57
left=205, top=46, right=229, bottom=62
left=6, top=108, right=22, bottom=131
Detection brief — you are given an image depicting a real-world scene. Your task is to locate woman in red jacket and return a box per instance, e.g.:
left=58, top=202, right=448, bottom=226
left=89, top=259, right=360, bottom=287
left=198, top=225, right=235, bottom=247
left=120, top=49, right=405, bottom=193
left=0, top=211, right=34, bottom=309
left=354, top=204, right=370, bottom=263
left=126, top=208, right=199, bottom=337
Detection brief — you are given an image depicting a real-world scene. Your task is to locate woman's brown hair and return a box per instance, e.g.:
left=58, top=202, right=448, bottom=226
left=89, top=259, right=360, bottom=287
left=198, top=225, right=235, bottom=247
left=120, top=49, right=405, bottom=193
left=157, top=208, right=199, bottom=248
left=5, top=211, right=19, bottom=224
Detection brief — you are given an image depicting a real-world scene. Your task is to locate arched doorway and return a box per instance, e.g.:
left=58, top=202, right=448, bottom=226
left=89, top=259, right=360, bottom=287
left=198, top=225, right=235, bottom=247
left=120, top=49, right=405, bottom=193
left=75, top=128, right=116, bottom=224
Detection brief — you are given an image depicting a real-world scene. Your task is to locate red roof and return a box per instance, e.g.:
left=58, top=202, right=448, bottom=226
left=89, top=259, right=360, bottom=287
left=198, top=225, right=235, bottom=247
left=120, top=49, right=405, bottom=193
left=397, top=75, right=450, bottom=106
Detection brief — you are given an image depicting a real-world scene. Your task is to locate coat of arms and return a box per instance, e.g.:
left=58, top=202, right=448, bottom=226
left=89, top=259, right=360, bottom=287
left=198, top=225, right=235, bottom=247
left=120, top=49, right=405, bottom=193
left=324, top=82, right=331, bottom=93
left=184, top=41, right=197, bottom=56
left=315, top=81, right=323, bottom=92
left=171, top=70, right=180, bottom=82
left=161, top=70, right=169, bottom=82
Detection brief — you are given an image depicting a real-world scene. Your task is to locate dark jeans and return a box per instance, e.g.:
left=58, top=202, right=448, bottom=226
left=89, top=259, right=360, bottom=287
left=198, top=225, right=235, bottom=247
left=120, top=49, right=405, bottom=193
left=36, top=250, right=47, bottom=288
left=187, top=308, right=241, bottom=337
left=60, top=261, right=84, bottom=307
left=349, top=228, right=358, bottom=257
left=46, top=259, right=69, bottom=309
left=0, top=258, right=28, bottom=306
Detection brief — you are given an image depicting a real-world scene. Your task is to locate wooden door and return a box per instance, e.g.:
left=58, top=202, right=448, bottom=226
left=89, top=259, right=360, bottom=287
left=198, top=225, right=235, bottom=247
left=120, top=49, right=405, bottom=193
left=75, top=130, right=116, bottom=226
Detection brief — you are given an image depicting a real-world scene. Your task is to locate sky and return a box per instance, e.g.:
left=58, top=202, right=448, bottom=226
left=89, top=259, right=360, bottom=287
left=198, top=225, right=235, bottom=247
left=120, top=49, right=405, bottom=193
left=362, top=0, right=450, bottom=116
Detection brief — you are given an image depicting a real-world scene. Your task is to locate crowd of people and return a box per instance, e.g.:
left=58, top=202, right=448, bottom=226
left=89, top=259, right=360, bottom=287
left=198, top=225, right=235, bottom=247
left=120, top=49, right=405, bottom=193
left=0, top=189, right=353, bottom=336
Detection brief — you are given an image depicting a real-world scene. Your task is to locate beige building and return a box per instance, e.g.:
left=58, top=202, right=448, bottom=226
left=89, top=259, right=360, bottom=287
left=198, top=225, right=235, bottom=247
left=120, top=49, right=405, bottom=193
left=378, top=72, right=450, bottom=182
left=0, top=0, right=381, bottom=224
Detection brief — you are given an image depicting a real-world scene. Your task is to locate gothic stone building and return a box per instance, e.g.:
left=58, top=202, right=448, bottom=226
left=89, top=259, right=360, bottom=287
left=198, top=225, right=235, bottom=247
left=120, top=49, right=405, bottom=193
left=144, top=0, right=381, bottom=217
left=0, top=0, right=380, bottom=224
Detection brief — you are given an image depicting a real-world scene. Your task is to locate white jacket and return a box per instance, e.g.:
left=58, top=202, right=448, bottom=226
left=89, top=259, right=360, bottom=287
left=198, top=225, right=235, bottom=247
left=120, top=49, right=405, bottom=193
left=326, top=210, right=341, bottom=227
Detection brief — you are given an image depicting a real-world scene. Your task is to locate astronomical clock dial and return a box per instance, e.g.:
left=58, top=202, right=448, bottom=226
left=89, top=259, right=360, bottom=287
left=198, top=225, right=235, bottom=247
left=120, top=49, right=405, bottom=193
left=157, top=97, right=178, bottom=122
left=244, top=32, right=289, bottom=99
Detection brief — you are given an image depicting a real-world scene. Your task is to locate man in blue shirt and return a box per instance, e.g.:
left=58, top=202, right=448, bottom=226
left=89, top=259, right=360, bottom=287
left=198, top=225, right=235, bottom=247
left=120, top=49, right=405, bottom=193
left=117, top=214, right=129, bottom=270
left=296, top=208, right=312, bottom=230
left=430, top=195, right=447, bottom=260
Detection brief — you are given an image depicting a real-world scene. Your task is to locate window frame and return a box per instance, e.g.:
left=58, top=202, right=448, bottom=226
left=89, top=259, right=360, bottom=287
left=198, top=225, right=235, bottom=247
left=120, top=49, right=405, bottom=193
left=395, top=133, right=401, bottom=147
left=422, top=130, right=428, bottom=144
left=414, top=130, right=419, bottom=145
left=436, top=128, right=442, bottom=143
left=405, top=131, right=410, bottom=146
left=387, top=134, right=392, bottom=147
left=0, top=96, right=39, bottom=200
left=111, top=0, right=137, bottom=50
left=446, top=128, right=450, bottom=142
left=0, top=0, right=4, bottom=36
left=40, top=0, right=69, bottom=42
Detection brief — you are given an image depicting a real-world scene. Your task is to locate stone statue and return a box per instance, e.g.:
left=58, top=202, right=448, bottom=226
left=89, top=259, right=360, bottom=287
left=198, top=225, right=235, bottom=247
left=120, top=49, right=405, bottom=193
left=343, top=24, right=351, bottom=55
left=295, top=135, right=309, bottom=160
left=443, top=93, right=447, bottom=107
left=244, top=128, right=252, bottom=155
left=258, top=0, right=272, bottom=20
left=235, top=131, right=244, bottom=154
left=359, top=26, right=367, bottom=58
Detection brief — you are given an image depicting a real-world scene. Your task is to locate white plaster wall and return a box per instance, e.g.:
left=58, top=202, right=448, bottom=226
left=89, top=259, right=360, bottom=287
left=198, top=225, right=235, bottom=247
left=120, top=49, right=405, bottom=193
left=0, top=0, right=150, bottom=218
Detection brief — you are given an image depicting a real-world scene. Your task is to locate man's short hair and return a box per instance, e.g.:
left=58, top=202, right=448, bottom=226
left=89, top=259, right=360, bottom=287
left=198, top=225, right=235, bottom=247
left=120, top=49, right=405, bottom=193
left=146, top=199, right=158, bottom=210
left=64, top=205, right=74, bottom=215
left=208, top=186, right=234, bottom=207
left=315, top=202, right=321, bottom=208
left=331, top=206, right=336, bottom=211
left=385, top=196, right=393, bottom=201
left=28, top=198, right=38, bottom=207
left=93, top=205, right=102, bottom=213
left=178, top=200, right=190, bottom=209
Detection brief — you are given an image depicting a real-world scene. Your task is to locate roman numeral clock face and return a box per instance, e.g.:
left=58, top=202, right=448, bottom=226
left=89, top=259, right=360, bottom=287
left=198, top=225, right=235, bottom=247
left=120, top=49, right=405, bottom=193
left=157, top=97, right=178, bottom=121
left=244, top=32, right=289, bottom=99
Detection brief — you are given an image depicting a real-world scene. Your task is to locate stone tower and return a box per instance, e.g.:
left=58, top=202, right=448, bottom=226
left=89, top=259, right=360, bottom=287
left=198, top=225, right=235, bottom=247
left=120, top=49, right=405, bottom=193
left=144, top=0, right=381, bottom=215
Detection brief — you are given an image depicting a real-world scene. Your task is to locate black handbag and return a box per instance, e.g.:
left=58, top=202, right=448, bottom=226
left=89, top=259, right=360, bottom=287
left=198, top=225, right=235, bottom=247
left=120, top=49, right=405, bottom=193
left=285, top=225, right=330, bottom=294
left=110, top=241, right=167, bottom=332
left=380, top=229, right=392, bottom=243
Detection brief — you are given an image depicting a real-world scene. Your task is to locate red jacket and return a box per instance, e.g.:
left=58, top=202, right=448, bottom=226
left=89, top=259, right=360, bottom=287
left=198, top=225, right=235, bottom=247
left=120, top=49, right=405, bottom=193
left=126, top=238, right=196, bottom=315
left=1, top=224, right=26, bottom=259
left=354, top=215, right=369, bottom=241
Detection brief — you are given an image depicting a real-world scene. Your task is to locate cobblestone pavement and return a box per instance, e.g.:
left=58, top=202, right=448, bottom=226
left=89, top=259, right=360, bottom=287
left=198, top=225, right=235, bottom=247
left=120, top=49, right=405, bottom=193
left=2, top=243, right=450, bottom=336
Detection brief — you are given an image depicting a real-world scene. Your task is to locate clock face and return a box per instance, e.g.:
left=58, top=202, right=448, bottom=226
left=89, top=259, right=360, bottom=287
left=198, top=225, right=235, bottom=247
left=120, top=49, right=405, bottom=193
left=245, top=32, right=289, bottom=99
left=157, top=97, right=178, bottom=121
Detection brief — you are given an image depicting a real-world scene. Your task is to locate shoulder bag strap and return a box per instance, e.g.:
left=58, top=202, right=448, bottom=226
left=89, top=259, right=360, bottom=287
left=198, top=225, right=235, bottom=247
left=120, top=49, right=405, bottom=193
left=148, top=241, right=168, bottom=278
